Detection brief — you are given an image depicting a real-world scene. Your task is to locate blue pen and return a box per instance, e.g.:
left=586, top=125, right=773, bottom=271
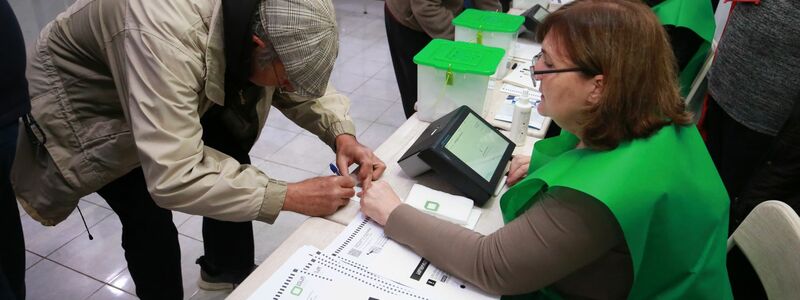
left=329, top=163, right=342, bottom=176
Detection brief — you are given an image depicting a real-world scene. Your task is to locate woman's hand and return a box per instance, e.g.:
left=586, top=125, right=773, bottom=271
left=358, top=181, right=402, bottom=226
left=506, top=155, right=531, bottom=187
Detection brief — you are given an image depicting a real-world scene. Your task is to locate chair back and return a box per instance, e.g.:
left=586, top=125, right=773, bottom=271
left=727, top=200, right=800, bottom=300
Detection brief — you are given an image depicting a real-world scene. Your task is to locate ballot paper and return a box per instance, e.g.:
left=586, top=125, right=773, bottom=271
left=499, top=83, right=535, bottom=97
left=247, top=246, right=432, bottom=300
left=502, top=60, right=535, bottom=90
left=324, top=213, right=499, bottom=300
left=405, top=184, right=474, bottom=225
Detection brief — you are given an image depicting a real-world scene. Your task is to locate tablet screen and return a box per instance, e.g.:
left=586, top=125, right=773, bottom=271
left=444, top=113, right=510, bottom=181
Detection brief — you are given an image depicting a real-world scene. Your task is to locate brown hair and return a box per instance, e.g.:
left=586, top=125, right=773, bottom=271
left=536, top=0, right=691, bottom=150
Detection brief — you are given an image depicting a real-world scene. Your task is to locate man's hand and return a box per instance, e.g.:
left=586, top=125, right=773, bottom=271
left=506, top=155, right=531, bottom=187
left=358, top=181, right=402, bottom=226
left=335, top=134, right=386, bottom=190
left=283, top=176, right=355, bottom=216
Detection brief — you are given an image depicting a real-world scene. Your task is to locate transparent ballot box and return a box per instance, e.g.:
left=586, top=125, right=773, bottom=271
left=413, top=39, right=504, bottom=122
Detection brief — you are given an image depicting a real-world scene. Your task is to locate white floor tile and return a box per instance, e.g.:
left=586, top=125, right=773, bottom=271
left=82, top=193, right=111, bottom=209
left=47, top=215, right=127, bottom=283
left=331, top=73, right=370, bottom=94
left=364, top=41, right=392, bottom=64
left=357, top=122, right=398, bottom=150
left=249, top=126, right=298, bottom=161
left=253, top=212, right=308, bottom=264
left=188, top=289, right=230, bottom=300
left=87, top=285, right=137, bottom=300
left=178, top=216, right=204, bottom=242
left=353, top=117, right=373, bottom=137
left=173, top=211, right=193, bottom=228
left=373, top=63, right=398, bottom=82
left=351, top=77, right=401, bottom=102
left=347, top=94, right=394, bottom=122
left=337, top=55, right=386, bottom=78
left=18, top=201, right=26, bottom=217
left=375, top=101, right=407, bottom=127
left=25, top=251, right=42, bottom=270
left=362, top=0, right=386, bottom=17
left=109, top=269, right=135, bottom=295
left=25, top=259, right=104, bottom=300
left=178, top=235, right=205, bottom=300
left=346, top=18, right=387, bottom=43
left=270, top=135, right=337, bottom=174
left=22, top=201, right=113, bottom=256
left=336, top=13, right=375, bottom=37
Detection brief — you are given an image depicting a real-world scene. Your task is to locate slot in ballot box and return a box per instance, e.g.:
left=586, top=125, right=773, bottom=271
left=398, top=106, right=515, bottom=206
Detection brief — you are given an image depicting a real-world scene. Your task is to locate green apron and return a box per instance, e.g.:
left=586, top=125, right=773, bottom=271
left=500, top=125, right=733, bottom=299
left=652, top=0, right=716, bottom=97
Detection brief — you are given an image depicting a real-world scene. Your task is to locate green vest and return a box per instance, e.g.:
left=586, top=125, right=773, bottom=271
left=500, top=125, right=733, bottom=299
left=651, top=0, right=716, bottom=97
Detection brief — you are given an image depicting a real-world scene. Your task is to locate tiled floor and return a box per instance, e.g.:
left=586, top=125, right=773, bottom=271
left=9, top=0, right=401, bottom=299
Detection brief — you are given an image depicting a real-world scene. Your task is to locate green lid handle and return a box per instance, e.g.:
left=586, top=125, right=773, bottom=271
left=477, top=25, right=484, bottom=45
left=445, top=64, right=454, bottom=86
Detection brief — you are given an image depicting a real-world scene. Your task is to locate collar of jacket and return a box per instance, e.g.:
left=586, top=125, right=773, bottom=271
left=204, top=0, right=225, bottom=106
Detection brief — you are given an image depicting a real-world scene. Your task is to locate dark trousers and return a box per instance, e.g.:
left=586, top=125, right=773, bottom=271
left=703, top=96, right=800, bottom=300
left=385, top=4, right=433, bottom=119
left=97, top=113, right=256, bottom=299
left=1, top=122, right=25, bottom=300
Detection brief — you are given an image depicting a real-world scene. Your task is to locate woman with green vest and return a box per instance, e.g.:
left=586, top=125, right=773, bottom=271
left=359, top=0, right=733, bottom=298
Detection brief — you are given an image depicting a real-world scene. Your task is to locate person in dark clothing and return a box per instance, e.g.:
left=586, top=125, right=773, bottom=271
left=702, top=0, right=800, bottom=299
left=0, top=0, right=30, bottom=299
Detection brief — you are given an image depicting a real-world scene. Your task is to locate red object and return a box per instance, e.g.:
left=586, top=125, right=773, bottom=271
left=726, top=0, right=760, bottom=6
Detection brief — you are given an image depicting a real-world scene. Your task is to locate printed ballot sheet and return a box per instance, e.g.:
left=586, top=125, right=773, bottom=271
left=324, top=213, right=499, bottom=300
left=247, top=246, right=432, bottom=300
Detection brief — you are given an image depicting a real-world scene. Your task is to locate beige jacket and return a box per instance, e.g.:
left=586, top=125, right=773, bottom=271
left=386, top=0, right=501, bottom=39
left=12, top=0, right=355, bottom=226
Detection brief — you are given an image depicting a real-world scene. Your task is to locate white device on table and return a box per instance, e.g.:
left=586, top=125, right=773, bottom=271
left=510, top=90, right=533, bottom=145
left=405, top=184, right=474, bottom=225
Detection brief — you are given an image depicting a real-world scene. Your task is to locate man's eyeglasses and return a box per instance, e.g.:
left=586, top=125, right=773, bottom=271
left=529, top=52, right=587, bottom=87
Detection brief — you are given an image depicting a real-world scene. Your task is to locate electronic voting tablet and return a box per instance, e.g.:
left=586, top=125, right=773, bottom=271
left=398, top=106, right=515, bottom=206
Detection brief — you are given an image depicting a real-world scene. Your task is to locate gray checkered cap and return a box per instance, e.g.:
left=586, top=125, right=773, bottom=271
left=260, top=0, right=339, bottom=98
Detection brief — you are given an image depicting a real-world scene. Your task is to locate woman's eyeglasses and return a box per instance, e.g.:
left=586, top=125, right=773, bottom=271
left=529, top=52, right=587, bottom=87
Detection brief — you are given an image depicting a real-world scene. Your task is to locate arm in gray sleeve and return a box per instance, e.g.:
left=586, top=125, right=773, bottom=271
left=384, top=187, right=624, bottom=295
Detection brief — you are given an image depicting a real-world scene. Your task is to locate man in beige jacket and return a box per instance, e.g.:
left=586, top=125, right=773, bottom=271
left=11, top=0, right=385, bottom=298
